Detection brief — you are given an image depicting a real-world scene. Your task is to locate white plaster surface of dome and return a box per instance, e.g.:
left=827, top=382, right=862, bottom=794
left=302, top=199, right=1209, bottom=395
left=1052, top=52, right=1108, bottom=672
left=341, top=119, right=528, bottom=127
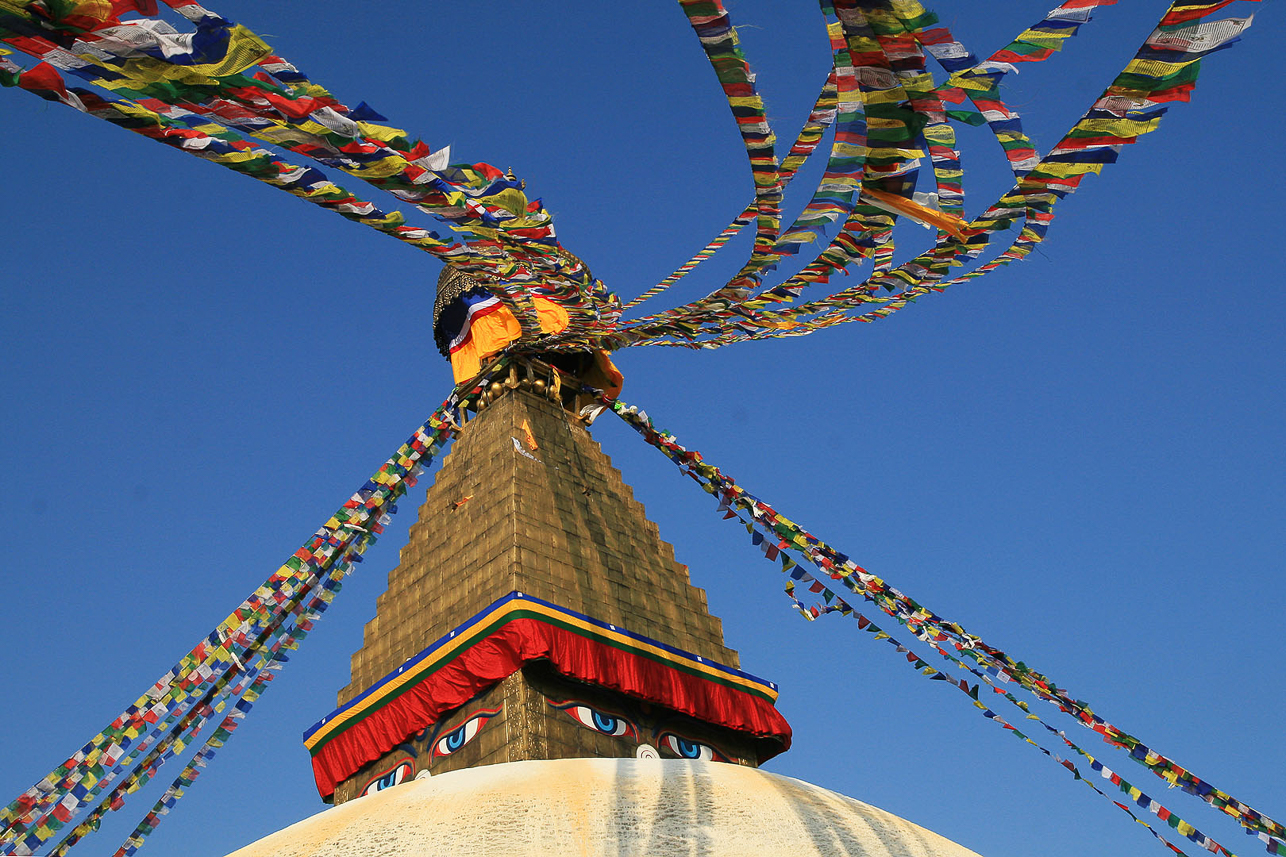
left=225, top=758, right=985, bottom=857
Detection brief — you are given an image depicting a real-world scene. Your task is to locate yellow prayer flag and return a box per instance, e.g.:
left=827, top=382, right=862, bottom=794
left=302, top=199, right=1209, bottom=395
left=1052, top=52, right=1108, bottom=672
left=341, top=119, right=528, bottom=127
left=355, top=122, right=410, bottom=143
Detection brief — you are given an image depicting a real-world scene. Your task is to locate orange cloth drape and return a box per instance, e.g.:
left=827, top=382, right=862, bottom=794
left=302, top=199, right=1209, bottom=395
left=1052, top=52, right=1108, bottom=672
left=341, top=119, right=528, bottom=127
left=449, top=298, right=571, bottom=383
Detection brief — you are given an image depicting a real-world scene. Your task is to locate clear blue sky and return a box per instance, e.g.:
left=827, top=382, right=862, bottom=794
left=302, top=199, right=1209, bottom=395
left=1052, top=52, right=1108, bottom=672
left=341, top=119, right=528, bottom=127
left=1, top=3, right=1282, bottom=857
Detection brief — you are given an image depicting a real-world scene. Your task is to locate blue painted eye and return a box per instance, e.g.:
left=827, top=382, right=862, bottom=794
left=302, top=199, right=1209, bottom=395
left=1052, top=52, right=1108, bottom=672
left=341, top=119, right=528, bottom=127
left=660, top=733, right=723, bottom=762
left=673, top=737, right=705, bottom=758
left=433, top=708, right=500, bottom=758
left=361, top=760, right=413, bottom=795
left=572, top=705, right=632, bottom=737
left=438, top=721, right=475, bottom=754
left=592, top=710, right=623, bottom=734
left=550, top=701, right=637, bottom=739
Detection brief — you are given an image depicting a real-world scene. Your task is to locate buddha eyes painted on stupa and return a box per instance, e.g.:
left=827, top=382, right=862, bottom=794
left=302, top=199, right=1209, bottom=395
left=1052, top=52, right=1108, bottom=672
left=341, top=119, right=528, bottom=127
left=361, top=761, right=413, bottom=796
left=432, top=708, right=502, bottom=759
left=333, top=619, right=782, bottom=803
left=549, top=700, right=638, bottom=739
left=356, top=705, right=504, bottom=795
left=546, top=697, right=728, bottom=762
left=659, top=733, right=727, bottom=762
left=359, top=748, right=417, bottom=797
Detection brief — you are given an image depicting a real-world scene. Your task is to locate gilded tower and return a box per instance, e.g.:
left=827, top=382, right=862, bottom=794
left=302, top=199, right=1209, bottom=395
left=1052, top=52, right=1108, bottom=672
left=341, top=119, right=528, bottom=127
left=233, top=271, right=982, bottom=857
left=301, top=271, right=792, bottom=803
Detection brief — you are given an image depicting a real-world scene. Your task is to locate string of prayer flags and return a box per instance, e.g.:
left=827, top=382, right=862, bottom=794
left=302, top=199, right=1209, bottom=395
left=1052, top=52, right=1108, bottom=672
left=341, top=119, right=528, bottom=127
left=0, top=2, right=1273, bottom=849
left=1, top=0, right=1262, bottom=358
left=46, top=563, right=338, bottom=857
left=609, top=396, right=1284, bottom=855
left=0, top=395, right=462, bottom=856
left=624, top=69, right=841, bottom=312
left=776, top=543, right=1242, bottom=856
left=933, top=5, right=1258, bottom=294
left=611, top=0, right=1257, bottom=353
left=674, top=0, right=783, bottom=294
left=0, top=0, right=617, bottom=342
left=794, top=5, right=868, bottom=230
left=934, top=0, right=1123, bottom=177
left=778, top=560, right=1230, bottom=856
left=622, top=204, right=755, bottom=311
left=97, top=565, right=344, bottom=857
left=621, top=6, right=860, bottom=332
left=615, top=0, right=1012, bottom=341
left=0, top=69, right=487, bottom=270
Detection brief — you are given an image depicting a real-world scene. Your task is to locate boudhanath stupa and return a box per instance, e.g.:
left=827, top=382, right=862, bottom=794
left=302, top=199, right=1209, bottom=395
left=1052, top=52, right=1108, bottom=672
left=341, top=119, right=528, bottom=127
left=224, top=270, right=983, bottom=857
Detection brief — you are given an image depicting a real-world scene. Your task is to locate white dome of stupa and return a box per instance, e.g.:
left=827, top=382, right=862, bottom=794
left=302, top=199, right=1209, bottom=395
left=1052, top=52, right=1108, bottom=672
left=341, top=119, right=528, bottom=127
left=224, top=758, right=983, bottom=857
